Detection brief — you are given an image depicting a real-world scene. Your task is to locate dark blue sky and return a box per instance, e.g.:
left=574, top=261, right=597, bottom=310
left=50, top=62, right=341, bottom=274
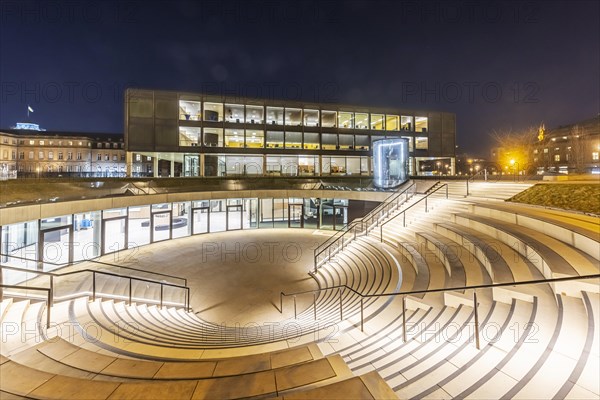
left=1, top=0, right=598, bottom=155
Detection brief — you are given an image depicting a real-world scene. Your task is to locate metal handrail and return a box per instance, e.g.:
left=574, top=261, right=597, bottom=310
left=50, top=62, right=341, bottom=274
left=0, top=253, right=187, bottom=286
left=280, top=273, right=600, bottom=346
left=0, top=264, right=191, bottom=312
left=0, top=284, right=52, bottom=328
left=314, top=181, right=416, bottom=255
left=314, top=182, right=417, bottom=268
left=379, top=183, right=448, bottom=239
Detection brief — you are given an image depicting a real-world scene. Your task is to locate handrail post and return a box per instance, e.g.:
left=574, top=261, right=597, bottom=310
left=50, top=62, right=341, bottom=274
left=339, top=289, right=343, bottom=320
left=403, top=212, right=406, bottom=227
left=466, top=179, right=469, bottom=196
left=425, top=196, right=428, bottom=212
left=46, top=291, right=51, bottom=329
left=360, top=297, right=364, bottom=332
left=92, top=271, right=96, bottom=302
left=128, top=278, right=132, bottom=306
left=187, top=288, right=191, bottom=312
left=293, top=295, right=297, bottom=319
left=473, top=291, right=480, bottom=350
left=280, top=292, right=283, bottom=313
left=446, top=184, right=448, bottom=199
left=160, top=284, right=163, bottom=310
left=313, top=292, right=317, bottom=320
left=402, top=296, right=407, bottom=342
left=49, top=275, right=54, bottom=308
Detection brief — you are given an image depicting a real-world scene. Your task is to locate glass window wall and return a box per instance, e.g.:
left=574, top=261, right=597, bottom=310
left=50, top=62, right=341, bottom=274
left=172, top=202, right=191, bottom=239
left=303, top=109, right=319, bottom=127
left=285, top=131, right=302, bottom=149
left=128, top=206, right=150, bottom=247
left=225, top=104, right=244, bottom=123
left=355, top=113, right=369, bottom=129
left=203, top=128, right=223, bottom=147
left=415, top=116, right=428, bottom=132
left=303, top=132, right=320, bottom=150
left=203, top=102, right=223, bottom=122
left=321, top=110, right=337, bottom=127
left=355, top=135, right=369, bottom=151
left=245, top=130, right=264, bottom=148
left=245, top=105, right=264, bottom=124
left=266, top=131, right=284, bottom=149
left=401, top=116, right=414, bottom=131
left=179, top=127, right=201, bottom=146
left=338, top=134, right=354, bottom=150
left=225, top=129, right=244, bottom=148
left=415, top=136, right=428, bottom=149
left=386, top=115, right=399, bottom=131
left=322, top=133, right=337, bottom=150
left=370, top=114, right=385, bottom=130
left=179, top=100, right=201, bottom=121
left=73, top=211, right=101, bottom=261
left=285, top=108, right=302, bottom=126
left=338, top=112, right=354, bottom=129
left=267, top=107, right=284, bottom=125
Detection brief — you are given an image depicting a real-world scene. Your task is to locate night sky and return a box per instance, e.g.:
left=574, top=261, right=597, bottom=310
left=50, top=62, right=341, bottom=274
left=1, top=0, right=598, bottom=156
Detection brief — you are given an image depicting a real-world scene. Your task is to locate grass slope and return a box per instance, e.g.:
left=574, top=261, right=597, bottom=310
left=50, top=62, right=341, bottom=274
left=508, top=183, right=600, bottom=215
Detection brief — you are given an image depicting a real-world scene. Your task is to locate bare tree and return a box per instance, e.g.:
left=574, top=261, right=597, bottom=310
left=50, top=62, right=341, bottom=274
left=568, top=124, right=586, bottom=173
left=490, top=125, right=540, bottom=173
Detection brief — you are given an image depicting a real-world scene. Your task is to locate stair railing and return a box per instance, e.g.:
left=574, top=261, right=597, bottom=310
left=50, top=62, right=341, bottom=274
left=0, top=264, right=191, bottom=315
left=379, top=183, right=448, bottom=240
left=0, top=284, right=52, bottom=328
left=313, top=181, right=417, bottom=269
left=279, top=273, right=600, bottom=349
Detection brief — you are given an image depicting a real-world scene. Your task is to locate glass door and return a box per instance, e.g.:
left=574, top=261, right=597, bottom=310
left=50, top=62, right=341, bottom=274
left=288, top=204, right=304, bottom=228
left=192, top=207, right=209, bottom=234
left=226, top=205, right=243, bottom=231
left=151, top=211, right=172, bottom=242
left=40, top=226, right=72, bottom=270
left=102, top=217, right=127, bottom=255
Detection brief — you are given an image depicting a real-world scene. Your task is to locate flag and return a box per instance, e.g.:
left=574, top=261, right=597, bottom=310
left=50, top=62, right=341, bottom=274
left=28, top=106, right=34, bottom=113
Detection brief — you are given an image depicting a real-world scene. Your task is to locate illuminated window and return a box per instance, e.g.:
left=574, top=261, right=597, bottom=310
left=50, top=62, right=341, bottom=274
left=593, top=152, right=599, bottom=161
left=285, top=131, right=302, bottom=149
left=225, top=129, right=244, bottom=148
left=245, top=105, right=264, bottom=124
left=338, top=112, right=353, bottom=128
left=266, top=131, right=284, bottom=148
left=339, top=134, right=354, bottom=150
left=370, top=114, right=384, bottom=130
left=245, top=130, right=264, bottom=148
left=386, top=115, right=399, bottom=131
left=322, top=134, right=337, bottom=150
left=303, top=109, right=319, bottom=127
left=401, top=116, right=413, bottom=130
left=321, top=110, right=337, bottom=127
left=303, top=132, right=320, bottom=150
left=554, top=154, right=560, bottom=162
left=415, top=137, right=428, bottom=150
left=203, top=128, right=223, bottom=147
left=225, top=104, right=244, bottom=123
left=355, top=135, right=369, bottom=150
left=179, top=100, right=201, bottom=121
left=355, top=113, right=369, bottom=129
left=203, top=102, right=223, bottom=122
left=415, top=116, right=428, bottom=132
left=39, top=140, right=45, bottom=145
left=285, top=108, right=302, bottom=126
left=179, top=127, right=200, bottom=146
left=265, top=107, right=283, bottom=125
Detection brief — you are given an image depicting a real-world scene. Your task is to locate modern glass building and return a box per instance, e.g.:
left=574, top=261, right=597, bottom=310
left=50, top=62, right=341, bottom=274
left=124, top=89, right=456, bottom=178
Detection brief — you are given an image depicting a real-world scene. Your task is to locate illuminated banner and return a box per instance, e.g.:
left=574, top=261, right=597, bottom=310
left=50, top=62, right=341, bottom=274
left=373, top=138, right=409, bottom=188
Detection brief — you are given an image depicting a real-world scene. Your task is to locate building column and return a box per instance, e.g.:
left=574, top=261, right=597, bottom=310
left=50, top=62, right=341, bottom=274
left=170, top=158, right=175, bottom=177
left=153, top=154, right=159, bottom=178
left=125, top=152, right=133, bottom=177
left=262, top=155, right=267, bottom=176
left=200, top=153, right=205, bottom=177
left=318, top=155, right=323, bottom=176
